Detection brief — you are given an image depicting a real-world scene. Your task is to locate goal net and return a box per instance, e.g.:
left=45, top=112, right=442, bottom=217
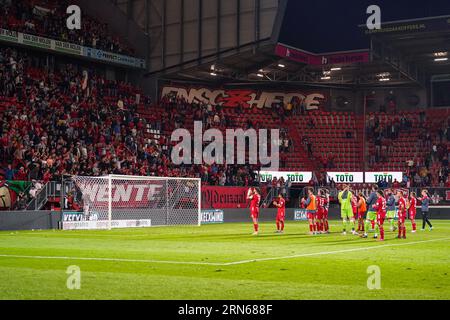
left=63, top=175, right=201, bottom=230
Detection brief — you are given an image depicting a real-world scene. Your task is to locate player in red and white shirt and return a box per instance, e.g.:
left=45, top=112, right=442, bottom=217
left=323, top=189, right=330, bottom=233
left=273, top=195, right=286, bottom=233
left=408, top=192, right=417, bottom=233
left=247, top=187, right=261, bottom=235
left=372, top=190, right=387, bottom=241
left=397, top=190, right=407, bottom=239
left=316, top=189, right=326, bottom=233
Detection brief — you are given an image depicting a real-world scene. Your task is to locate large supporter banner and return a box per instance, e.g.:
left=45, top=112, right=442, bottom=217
left=365, top=172, right=403, bottom=184
left=0, top=28, right=145, bottom=69
left=0, top=180, right=31, bottom=210
left=258, top=171, right=312, bottom=184
left=201, top=186, right=250, bottom=209
left=327, top=172, right=364, bottom=184
left=161, top=85, right=327, bottom=111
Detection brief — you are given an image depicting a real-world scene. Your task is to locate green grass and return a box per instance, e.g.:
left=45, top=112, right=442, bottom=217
left=0, top=220, right=449, bottom=300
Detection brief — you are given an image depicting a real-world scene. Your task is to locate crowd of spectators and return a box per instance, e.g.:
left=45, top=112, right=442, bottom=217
left=366, top=112, right=450, bottom=188
left=0, top=0, right=135, bottom=56
left=0, top=47, right=261, bottom=201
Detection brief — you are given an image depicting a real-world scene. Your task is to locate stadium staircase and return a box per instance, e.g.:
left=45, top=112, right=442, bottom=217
left=25, top=181, right=61, bottom=211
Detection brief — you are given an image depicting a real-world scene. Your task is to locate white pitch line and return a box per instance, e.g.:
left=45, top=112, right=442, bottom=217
left=222, top=237, right=450, bottom=266
left=0, top=237, right=449, bottom=267
left=0, top=254, right=224, bottom=266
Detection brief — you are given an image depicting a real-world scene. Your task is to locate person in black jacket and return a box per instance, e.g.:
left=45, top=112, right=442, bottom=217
left=418, top=189, right=433, bottom=231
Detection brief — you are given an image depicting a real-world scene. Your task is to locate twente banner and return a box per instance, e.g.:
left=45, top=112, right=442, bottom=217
left=161, top=85, right=327, bottom=111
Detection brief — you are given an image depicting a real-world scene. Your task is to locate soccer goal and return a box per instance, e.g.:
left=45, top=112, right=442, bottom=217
left=62, top=174, right=201, bottom=230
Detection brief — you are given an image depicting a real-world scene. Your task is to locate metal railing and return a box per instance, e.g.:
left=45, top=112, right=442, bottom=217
left=26, top=181, right=61, bottom=211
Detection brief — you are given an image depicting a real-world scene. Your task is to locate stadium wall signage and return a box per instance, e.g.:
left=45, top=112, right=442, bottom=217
left=275, top=43, right=370, bottom=66
left=364, top=16, right=450, bottom=35
left=62, top=211, right=98, bottom=222
left=73, top=182, right=167, bottom=208
left=201, top=186, right=249, bottom=209
left=161, top=85, right=326, bottom=111
left=0, top=28, right=146, bottom=69
left=62, top=219, right=152, bottom=230
left=327, top=172, right=364, bottom=183
left=201, top=210, right=224, bottom=224
left=258, top=171, right=313, bottom=184
left=365, top=172, right=403, bottom=183
left=327, top=172, right=403, bottom=184
left=294, top=209, right=308, bottom=221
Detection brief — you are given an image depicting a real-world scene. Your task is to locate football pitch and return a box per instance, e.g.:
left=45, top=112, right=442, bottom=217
left=0, top=220, right=449, bottom=300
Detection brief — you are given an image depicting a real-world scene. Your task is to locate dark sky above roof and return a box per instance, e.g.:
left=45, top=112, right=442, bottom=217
left=279, top=0, right=450, bottom=53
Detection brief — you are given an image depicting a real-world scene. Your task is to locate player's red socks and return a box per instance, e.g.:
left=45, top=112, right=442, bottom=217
left=254, top=224, right=258, bottom=232
left=316, top=222, right=322, bottom=232
left=309, top=224, right=313, bottom=232
left=325, top=220, right=329, bottom=232
left=412, top=222, right=416, bottom=231
left=380, top=226, right=384, bottom=240
left=280, top=221, right=284, bottom=231
left=276, top=221, right=280, bottom=231
left=398, top=225, right=407, bottom=238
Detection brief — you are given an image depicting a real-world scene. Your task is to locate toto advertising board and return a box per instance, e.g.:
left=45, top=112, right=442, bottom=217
left=258, top=171, right=313, bottom=184
left=327, top=172, right=364, bottom=184
left=365, top=172, right=403, bottom=184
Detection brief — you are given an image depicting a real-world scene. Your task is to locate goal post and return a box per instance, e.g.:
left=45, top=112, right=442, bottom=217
left=62, top=174, right=201, bottom=230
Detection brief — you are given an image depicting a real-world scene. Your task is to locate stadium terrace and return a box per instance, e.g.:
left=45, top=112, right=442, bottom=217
left=170, top=121, right=280, bottom=169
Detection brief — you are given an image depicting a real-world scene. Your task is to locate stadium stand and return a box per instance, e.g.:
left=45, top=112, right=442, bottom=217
left=0, top=47, right=259, bottom=200
left=0, top=0, right=135, bottom=56
left=1, top=44, right=449, bottom=194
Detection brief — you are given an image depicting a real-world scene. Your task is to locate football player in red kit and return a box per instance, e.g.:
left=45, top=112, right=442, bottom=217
left=273, top=195, right=286, bottom=233
left=323, top=189, right=330, bottom=233
left=409, top=192, right=417, bottom=233
left=247, top=187, right=261, bottom=235
left=372, top=190, right=387, bottom=241
left=316, top=189, right=326, bottom=233
left=397, top=190, right=407, bottom=239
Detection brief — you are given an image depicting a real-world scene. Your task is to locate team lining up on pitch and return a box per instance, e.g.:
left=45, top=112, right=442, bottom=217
left=247, top=185, right=434, bottom=241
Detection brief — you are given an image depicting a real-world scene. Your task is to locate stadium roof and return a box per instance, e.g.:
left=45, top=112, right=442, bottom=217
left=155, top=15, right=450, bottom=88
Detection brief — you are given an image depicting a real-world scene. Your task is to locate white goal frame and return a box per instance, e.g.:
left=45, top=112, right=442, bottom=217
left=65, top=174, right=202, bottom=230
